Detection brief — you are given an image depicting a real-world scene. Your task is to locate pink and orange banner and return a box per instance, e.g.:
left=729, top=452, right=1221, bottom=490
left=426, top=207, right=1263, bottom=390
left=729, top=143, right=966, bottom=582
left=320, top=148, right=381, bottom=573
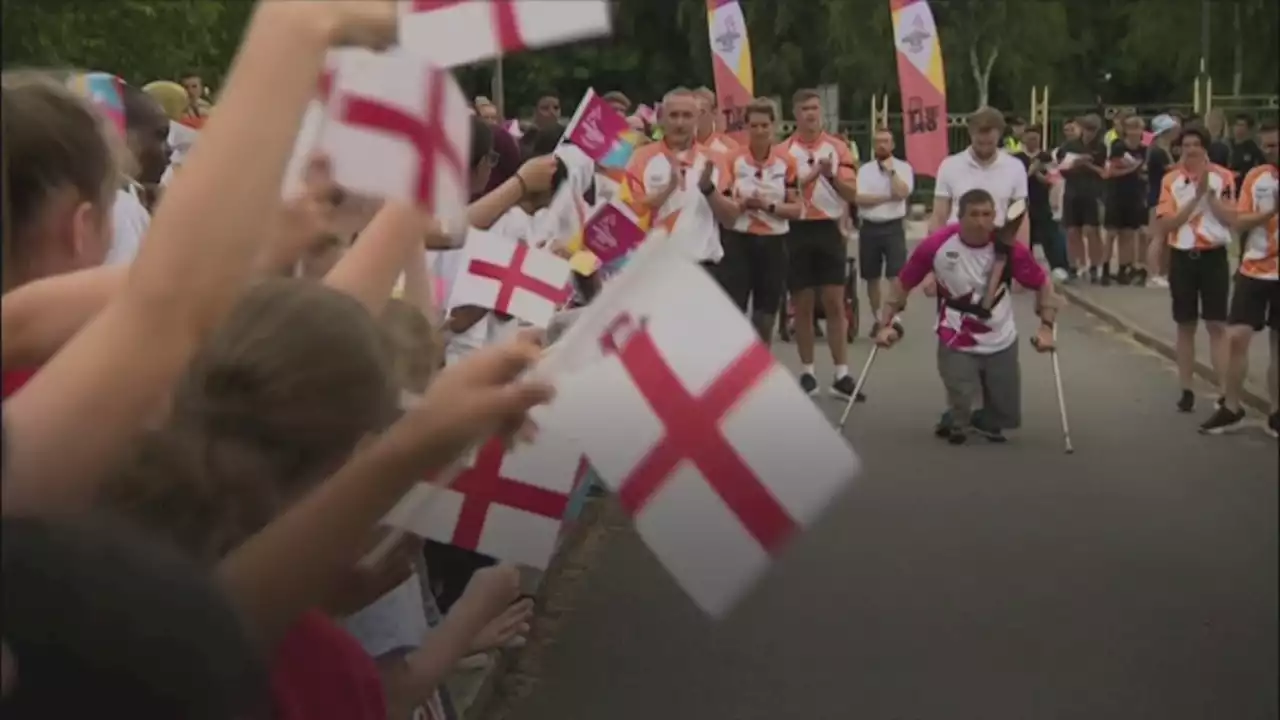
left=705, top=0, right=755, bottom=141
left=891, top=0, right=948, bottom=177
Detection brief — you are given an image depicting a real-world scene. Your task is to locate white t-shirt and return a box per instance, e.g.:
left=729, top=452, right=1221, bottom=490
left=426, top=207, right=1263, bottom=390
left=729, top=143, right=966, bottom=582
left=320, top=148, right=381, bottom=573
left=626, top=143, right=727, bottom=263
left=107, top=185, right=150, bottom=265
left=898, top=225, right=1048, bottom=354
left=934, top=148, right=1029, bottom=226
left=440, top=208, right=536, bottom=364
left=855, top=157, right=915, bottom=222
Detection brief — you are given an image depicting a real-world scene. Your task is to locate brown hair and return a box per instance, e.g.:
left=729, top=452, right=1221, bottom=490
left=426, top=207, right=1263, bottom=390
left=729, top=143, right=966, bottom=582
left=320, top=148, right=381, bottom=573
left=745, top=97, right=777, bottom=123
left=99, top=279, right=397, bottom=564
left=380, top=298, right=442, bottom=394
left=966, top=106, right=1005, bottom=132
left=792, top=88, right=821, bottom=107
left=2, top=71, right=117, bottom=291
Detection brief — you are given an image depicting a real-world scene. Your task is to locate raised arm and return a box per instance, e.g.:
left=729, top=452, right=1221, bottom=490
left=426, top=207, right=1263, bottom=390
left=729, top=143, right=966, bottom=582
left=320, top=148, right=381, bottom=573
left=4, top=2, right=393, bottom=514
left=324, top=202, right=438, bottom=317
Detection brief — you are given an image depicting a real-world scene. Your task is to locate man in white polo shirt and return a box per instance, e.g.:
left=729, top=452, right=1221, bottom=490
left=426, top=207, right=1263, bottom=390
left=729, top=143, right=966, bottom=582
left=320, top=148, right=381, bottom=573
left=928, top=107, right=1029, bottom=436
left=855, top=128, right=914, bottom=336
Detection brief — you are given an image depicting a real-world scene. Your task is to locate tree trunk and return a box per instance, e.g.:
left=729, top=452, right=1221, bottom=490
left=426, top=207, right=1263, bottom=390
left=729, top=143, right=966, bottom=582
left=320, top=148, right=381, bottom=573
left=969, top=45, right=1000, bottom=108
left=1231, top=1, right=1244, bottom=95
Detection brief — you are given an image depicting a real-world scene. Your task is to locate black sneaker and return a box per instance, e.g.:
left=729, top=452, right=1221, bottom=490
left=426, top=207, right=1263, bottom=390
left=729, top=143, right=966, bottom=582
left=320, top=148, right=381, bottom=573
left=1199, top=405, right=1246, bottom=435
left=971, top=413, right=1008, bottom=443
left=1100, top=266, right=1112, bottom=286
left=830, top=375, right=866, bottom=402
left=1130, top=268, right=1148, bottom=287
left=799, top=372, right=819, bottom=397
left=935, top=410, right=953, bottom=438
left=1177, top=389, right=1195, bottom=413
left=947, top=427, right=968, bottom=444
left=1267, top=412, right=1279, bottom=439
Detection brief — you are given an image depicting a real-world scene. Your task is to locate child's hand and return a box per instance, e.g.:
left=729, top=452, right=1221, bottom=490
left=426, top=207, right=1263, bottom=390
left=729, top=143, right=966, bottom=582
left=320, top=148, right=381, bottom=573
left=457, top=564, right=523, bottom=625
left=401, top=331, right=553, bottom=465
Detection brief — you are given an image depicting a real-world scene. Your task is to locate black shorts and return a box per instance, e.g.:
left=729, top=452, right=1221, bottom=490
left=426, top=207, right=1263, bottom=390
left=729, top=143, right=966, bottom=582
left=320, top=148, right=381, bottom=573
left=719, top=229, right=787, bottom=315
left=1104, top=193, right=1146, bottom=230
left=1168, top=246, right=1230, bottom=324
left=1227, top=272, right=1280, bottom=331
left=787, top=219, right=847, bottom=291
left=857, top=218, right=907, bottom=280
left=1062, top=192, right=1101, bottom=229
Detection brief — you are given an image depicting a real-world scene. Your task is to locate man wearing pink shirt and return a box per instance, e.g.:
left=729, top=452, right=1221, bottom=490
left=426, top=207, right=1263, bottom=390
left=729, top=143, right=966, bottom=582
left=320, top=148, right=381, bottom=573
left=874, top=189, right=1060, bottom=443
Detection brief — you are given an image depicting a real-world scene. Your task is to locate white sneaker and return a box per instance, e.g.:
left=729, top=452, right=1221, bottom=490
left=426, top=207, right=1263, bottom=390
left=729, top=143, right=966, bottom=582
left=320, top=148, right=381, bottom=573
left=1147, top=275, right=1169, bottom=288
left=1051, top=268, right=1070, bottom=283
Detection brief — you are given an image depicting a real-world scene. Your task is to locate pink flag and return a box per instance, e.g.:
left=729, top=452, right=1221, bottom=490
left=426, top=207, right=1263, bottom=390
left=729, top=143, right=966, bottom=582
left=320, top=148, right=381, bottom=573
left=562, top=89, right=633, bottom=164
left=891, top=0, right=949, bottom=177
left=583, top=202, right=644, bottom=265
left=635, top=104, right=657, bottom=125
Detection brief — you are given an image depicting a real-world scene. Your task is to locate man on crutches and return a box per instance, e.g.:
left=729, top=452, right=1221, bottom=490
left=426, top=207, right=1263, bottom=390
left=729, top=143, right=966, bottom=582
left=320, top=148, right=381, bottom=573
left=873, top=188, right=1061, bottom=444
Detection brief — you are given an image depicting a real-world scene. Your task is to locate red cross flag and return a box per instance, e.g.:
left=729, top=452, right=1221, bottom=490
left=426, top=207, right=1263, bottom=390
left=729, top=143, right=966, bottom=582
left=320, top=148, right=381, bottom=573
left=449, top=228, right=573, bottom=328
left=541, top=240, right=861, bottom=617
left=382, top=430, right=581, bottom=569
left=398, top=0, right=613, bottom=68
left=281, top=50, right=350, bottom=199
left=319, top=49, right=471, bottom=237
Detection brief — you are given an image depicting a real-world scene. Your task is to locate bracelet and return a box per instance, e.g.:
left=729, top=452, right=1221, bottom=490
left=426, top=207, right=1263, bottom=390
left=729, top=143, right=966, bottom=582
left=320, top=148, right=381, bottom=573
left=699, top=183, right=715, bottom=196
left=514, top=174, right=528, bottom=197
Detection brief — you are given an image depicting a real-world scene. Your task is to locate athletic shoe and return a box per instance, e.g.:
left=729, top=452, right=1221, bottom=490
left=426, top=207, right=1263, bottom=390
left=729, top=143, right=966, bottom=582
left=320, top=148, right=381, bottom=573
left=971, top=413, right=1008, bottom=443
left=799, top=372, right=819, bottom=397
left=1267, top=412, right=1279, bottom=439
left=1177, top=389, right=1195, bottom=413
left=1130, top=268, right=1149, bottom=287
left=1199, top=405, right=1246, bottom=434
left=935, top=410, right=952, bottom=438
left=1051, top=268, right=1070, bottom=284
left=829, top=375, right=866, bottom=402
left=1147, top=275, right=1169, bottom=288
left=1100, top=267, right=1112, bottom=286
left=946, top=427, right=968, bottom=445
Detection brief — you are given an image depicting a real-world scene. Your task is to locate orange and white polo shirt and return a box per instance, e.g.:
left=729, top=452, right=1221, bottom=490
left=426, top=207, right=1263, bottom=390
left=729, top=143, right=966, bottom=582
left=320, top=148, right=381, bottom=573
left=1238, top=164, right=1278, bottom=280
left=780, top=131, right=856, bottom=222
left=699, top=131, right=740, bottom=157
left=625, top=140, right=730, bottom=262
left=1157, top=162, right=1237, bottom=251
left=724, top=145, right=797, bottom=235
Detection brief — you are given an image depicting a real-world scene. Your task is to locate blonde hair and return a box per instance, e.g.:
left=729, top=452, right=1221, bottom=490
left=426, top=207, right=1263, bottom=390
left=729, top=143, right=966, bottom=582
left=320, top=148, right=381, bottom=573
left=2, top=70, right=118, bottom=291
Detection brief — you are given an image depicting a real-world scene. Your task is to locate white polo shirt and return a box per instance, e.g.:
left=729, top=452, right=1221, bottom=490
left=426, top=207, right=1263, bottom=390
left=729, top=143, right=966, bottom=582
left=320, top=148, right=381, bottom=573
left=934, top=148, right=1028, bottom=225
left=855, top=157, right=915, bottom=222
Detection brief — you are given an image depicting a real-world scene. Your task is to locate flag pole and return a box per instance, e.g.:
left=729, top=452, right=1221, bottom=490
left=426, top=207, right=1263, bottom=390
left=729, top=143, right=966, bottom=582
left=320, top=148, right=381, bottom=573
left=492, top=53, right=506, bottom=119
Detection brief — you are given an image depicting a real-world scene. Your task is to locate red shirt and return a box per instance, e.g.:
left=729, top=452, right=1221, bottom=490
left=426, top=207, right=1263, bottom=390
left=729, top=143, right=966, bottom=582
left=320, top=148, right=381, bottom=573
left=2, top=369, right=38, bottom=400
left=270, top=610, right=386, bottom=720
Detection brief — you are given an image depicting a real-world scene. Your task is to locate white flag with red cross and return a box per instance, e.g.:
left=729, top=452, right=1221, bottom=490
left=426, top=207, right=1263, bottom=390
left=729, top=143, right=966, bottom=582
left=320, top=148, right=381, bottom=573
left=281, top=50, right=353, bottom=199
left=538, top=240, right=861, bottom=617
left=448, top=228, right=572, bottom=328
left=398, top=0, right=612, bottom=68
left=381, top=429, right=583, bottom=569
left=318, top=49, right=471, bottom=237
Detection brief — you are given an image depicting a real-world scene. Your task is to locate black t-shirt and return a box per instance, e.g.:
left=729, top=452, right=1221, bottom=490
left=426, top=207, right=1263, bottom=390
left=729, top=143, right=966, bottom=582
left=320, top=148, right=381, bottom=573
left=1107, top=141, right=1148, bottom=201
left=1208, top=140, right=1231, bottom=167
left=1146, top=145, right=1172, bottom=208
left=1228, top=139, right=1263, bottom=188
left=1056, top=137, right=1107, bottom=197
left=1014, top=150, right=1054, bottom=216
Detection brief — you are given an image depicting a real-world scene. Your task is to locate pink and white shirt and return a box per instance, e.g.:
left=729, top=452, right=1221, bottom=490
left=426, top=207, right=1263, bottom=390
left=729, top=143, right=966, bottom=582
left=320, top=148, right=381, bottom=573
left=898, top=224, right=1047, bottom=354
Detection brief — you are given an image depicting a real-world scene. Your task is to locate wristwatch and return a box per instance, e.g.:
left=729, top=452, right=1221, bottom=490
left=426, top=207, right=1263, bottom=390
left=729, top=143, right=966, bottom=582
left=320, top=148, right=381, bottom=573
left=699, top=182, right=715, bottom=196
left=767, top=202, right=777, bottom=214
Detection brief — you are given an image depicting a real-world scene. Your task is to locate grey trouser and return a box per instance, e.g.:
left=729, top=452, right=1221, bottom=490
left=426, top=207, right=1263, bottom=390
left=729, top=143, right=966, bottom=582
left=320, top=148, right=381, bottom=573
left=937, top=341, right=1022, bottom=429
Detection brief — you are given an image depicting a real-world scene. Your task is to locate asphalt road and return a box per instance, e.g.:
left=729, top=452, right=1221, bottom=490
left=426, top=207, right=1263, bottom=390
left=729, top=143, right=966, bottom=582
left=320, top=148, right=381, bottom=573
left=494, top=294, right=1279, bottom=720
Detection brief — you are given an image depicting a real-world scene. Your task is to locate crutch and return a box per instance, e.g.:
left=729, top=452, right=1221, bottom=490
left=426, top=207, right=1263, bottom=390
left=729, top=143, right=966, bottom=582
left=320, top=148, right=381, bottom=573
left=1034, top=324, right=1073, bottom=454
left=837, top=318, right=902, bottom=429
left=837, top=344, right=879, bottom=429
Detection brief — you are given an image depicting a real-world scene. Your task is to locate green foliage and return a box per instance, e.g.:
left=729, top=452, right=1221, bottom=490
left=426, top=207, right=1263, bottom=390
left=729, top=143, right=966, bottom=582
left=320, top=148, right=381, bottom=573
left=2, top=0, right=1275, bottom=118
